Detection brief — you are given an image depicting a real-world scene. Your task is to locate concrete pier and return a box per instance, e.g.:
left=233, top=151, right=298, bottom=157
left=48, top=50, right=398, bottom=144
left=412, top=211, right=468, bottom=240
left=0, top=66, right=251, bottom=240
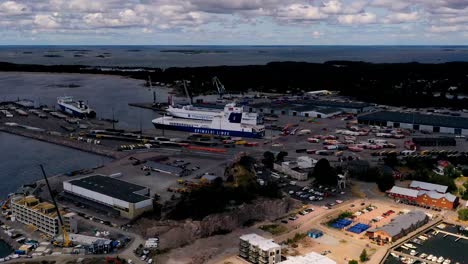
left=0, top=126, right=124, bottom=159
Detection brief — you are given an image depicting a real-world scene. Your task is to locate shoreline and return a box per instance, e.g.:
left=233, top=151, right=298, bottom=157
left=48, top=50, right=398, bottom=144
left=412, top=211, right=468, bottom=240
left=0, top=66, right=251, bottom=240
left=0, top=126, right=123, bottom=160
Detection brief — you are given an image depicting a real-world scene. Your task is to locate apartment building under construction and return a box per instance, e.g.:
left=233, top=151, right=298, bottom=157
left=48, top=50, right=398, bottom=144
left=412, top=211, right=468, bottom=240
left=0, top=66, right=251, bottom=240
left=11, top=195, right=78, bottom=237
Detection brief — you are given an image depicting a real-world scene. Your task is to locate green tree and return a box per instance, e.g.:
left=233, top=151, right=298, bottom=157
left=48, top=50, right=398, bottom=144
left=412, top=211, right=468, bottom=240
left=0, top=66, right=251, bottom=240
left=313, top=158, right=338, bottom=186
left=262, top=151, right=275, bottom=169
left=348, top=260, right=358, bottom=264
left=458, top=208, right=468, bottom=221
left=383, top=154, right=399, bottom=167
left=377, top=170, right=395, bottom=192
left=360, top=249, right=369, bottom=262
left=444, top=165, right=461, bottom=179
left=276, top=151, right=288, bottom=162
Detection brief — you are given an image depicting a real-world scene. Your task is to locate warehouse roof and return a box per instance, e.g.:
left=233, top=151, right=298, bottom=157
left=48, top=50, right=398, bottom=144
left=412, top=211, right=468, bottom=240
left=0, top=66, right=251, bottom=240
left=409, top=180, right=448, bottom=193
left=358, top=111, right=468, bottom=129
left=68, top=175, right=150, bottom=203
left=372, top=211, right=427, bottom=237
left=280, top=252, right=336, bottom=264
left=388, top=186, right=419, bottom=198
left=300, top=99, right=371, bottom=109
left=251, top=99, right=371, bottom=110
left=291, top=105, right=342, bottom=114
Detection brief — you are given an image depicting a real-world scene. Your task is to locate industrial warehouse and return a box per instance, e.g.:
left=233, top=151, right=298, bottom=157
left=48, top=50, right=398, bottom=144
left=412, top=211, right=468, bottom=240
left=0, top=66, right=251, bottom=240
left=387, top=181, right=459, bottom=210
left=248, top=99, right=373, bottom=117
left=366, top=211, right=429, bottom=243
left=358, top=111, right=468, bottom=135
left=63, top=175, right=153, bottom=219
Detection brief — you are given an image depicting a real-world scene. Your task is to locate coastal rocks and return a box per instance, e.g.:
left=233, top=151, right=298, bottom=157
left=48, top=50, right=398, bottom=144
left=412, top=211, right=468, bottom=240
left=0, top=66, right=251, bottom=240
left=141, top=197, right=298, bottom=250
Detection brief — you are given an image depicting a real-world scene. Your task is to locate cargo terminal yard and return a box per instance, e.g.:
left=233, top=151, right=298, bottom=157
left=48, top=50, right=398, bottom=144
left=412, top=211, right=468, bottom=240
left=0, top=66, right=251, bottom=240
left=1, top=91, right=468, bottom=264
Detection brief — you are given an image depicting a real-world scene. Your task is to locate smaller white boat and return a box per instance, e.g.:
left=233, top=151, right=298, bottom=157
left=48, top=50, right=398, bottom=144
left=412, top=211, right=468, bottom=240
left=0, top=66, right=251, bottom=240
left=437, top=256, right=445, bottom=263
left=410, top=250, right=417, bottom=256
left=401, top=245, right=409, bottom=250
left=418, top=235, right=428, bottom=241
left=390, top=252, right=399, bottom=258
left=443, top=259, right=451, bottom=264
left=420, top=253, right=428, bottom=259
left=404, top=243, right=417, bottom=249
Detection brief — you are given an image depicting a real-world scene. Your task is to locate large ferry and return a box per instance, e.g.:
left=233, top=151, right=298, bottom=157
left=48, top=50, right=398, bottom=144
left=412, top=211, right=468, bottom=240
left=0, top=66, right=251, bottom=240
left=152, top=103, right=265, bottom=138
left=57, top=96, right=96, bottom=118
left=167, top=103, right=250, bottom=121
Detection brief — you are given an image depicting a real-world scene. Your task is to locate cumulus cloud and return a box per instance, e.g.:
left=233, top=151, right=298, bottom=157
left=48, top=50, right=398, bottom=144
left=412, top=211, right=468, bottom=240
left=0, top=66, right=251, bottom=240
left=276, top=4, right=328, bottom=21
left=338, top=12, right=377, bottom=24
left=34, top=14, right=60, bottom=29
left=0, top=1, right=30, bottom=15
left=1, top=0, right=468, bottom=42
left=382, top=11, right=420, bottom=24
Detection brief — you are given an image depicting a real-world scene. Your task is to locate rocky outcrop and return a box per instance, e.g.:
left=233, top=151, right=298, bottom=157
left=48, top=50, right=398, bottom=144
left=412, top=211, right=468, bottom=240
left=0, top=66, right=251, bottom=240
left=140, top=197, right=299, bottom=250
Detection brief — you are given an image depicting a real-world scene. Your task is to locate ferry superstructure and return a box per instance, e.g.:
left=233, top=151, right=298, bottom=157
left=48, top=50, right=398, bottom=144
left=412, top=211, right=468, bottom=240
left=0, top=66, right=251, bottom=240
left=167, top=103, right=245, bottom=121
left=57, top=96, right=96, bottom=118
left=152, top=103, right=264, bottom=138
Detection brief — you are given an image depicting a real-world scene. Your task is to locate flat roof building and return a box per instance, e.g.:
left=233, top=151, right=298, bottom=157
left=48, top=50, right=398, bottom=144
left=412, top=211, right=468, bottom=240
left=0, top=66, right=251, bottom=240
left=358, top=111, right=468, bottom=135
left=64, top=175, right=153, bottom=219
left=145, top=161, right=190, bottom=177
left=11, top=195, right=78, bottom=237
left=239, top=233, right=281, bottom=264
left=248, top=99, right=372, bottom=116
left=280, top=252, right=336, bottom=264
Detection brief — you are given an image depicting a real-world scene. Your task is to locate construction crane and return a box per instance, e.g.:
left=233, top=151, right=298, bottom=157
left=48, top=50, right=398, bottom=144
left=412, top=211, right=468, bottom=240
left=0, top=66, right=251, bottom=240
left=40, top=165, right=72, bottom=248
left=147, top=75, right=157, bottom=106
left=182, top=80, right=193, bottom=104
left=212, top=76, right=225, bottom=99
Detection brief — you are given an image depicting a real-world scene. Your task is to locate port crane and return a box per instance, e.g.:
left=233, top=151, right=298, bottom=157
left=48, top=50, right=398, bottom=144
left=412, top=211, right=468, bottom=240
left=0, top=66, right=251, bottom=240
left=212, top=76, right=226, bottom=99
left=40, top=165, right=72, bottom=248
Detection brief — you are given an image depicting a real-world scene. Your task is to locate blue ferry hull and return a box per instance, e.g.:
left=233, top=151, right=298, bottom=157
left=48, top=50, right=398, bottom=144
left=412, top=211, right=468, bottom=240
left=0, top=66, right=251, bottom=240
left=153, top=123, right=264, bottom=138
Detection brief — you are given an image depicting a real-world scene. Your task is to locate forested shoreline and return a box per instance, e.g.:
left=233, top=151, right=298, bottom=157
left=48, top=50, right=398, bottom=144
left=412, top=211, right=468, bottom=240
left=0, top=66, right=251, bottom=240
left=1, top=60, right=468, bottom=108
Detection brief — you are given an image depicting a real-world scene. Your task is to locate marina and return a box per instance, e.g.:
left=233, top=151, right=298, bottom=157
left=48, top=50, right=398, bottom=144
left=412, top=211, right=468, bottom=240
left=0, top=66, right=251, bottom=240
left=384, top=224, right=468, bottom=264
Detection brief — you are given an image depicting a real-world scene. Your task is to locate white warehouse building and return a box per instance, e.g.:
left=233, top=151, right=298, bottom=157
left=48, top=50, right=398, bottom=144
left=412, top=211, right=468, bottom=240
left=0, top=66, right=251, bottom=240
left=63, top=175, right=153, bottom=219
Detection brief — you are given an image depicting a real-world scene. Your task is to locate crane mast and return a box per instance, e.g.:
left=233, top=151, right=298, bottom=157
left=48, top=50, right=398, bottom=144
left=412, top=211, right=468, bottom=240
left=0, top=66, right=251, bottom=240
left=183, top=80, right=193, bottom=104
left=212, top=76, right=225, bottom=99
left=40, top=165, right=72, bottom=247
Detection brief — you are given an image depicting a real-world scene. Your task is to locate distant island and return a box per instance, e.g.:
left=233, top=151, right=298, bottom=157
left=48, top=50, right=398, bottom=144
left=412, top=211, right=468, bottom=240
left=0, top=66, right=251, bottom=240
left=160, top=49, right=229, bottom=54
left=43, top=54, right=63, bottom=58
left=0, top=60, right=467, bottom=109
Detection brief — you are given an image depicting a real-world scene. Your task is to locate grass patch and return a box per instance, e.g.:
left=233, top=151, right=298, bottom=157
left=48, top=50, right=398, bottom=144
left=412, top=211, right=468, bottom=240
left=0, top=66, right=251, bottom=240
left=285, top=233, right=307, bottom=245
left=259, top=224, right=288, bottom=235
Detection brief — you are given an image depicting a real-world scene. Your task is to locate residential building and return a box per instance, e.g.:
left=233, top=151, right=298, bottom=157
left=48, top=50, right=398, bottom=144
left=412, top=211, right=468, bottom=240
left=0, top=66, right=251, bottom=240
left=239, top=233, right=281, bottom=264
left=11, top=195, right=78, bottom=237
left=63, top=175, right=153, bottom=219
left=280, top=252, right=336, bottom=264
left=358, top=111, right=468, bottom=135
left=366, top=211, right=429, bottom=243
left=273, top=156, right=316, bottom=181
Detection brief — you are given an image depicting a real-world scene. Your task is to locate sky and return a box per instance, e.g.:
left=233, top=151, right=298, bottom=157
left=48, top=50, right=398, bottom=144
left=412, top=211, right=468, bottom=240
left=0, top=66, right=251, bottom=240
left=1, top=0, right=468, bottom=45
